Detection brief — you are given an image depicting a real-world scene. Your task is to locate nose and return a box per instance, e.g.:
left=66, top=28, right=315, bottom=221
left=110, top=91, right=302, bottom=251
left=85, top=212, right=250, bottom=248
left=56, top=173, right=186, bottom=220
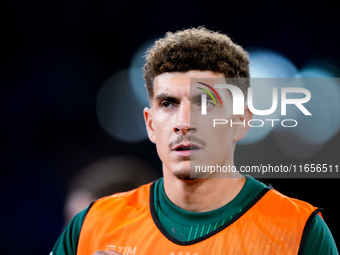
left=173, top=102, right=197, bottom=135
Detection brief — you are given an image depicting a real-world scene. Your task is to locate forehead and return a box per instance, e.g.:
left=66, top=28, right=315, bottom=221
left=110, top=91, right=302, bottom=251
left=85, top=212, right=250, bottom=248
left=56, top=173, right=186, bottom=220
left=153, top=70, right=225, bottom=96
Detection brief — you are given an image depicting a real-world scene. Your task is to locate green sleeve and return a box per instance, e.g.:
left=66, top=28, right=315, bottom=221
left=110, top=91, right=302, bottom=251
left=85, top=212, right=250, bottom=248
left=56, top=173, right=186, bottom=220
left=50, top=207, right=89, bottom=255
left=302, top=214, right=339, bottom=255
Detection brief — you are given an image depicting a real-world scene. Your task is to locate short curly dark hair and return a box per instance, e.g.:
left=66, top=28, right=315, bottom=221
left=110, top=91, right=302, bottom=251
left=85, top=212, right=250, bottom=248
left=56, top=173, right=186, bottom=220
left=143, top=27, right=250, bottom=100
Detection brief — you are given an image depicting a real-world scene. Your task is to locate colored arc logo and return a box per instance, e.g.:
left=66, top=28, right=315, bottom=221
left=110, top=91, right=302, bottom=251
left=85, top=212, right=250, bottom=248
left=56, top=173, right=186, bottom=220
left=196, top=82, right=223, bottom=106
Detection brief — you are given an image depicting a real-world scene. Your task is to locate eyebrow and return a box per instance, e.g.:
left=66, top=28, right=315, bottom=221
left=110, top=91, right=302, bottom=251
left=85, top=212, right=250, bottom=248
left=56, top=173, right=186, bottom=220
left=191, top=93, right=204, bottom=102
left=154, top=93, right=178, bottom=102
left=154, top=92, right=212, bottom=103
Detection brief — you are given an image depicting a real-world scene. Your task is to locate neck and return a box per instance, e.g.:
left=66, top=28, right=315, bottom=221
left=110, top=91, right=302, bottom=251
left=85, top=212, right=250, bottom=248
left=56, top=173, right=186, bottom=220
left=163, top=167, right=245, bottom=212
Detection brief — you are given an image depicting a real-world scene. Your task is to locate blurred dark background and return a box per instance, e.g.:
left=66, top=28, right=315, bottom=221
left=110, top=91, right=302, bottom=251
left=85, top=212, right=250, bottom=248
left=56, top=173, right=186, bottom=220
left=1, top=0, right=339, bottom=254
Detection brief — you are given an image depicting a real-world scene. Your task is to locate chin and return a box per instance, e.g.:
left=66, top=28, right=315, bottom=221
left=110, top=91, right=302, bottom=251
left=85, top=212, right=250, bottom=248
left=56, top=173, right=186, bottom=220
left=173, top=169, right=193, bottom=180
left=173, top=168, right=208, bottom=180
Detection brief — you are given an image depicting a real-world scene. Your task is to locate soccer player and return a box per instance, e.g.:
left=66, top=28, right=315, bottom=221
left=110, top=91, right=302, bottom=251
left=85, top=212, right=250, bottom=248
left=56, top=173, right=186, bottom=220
left=51, top=27, right=338, bottom=255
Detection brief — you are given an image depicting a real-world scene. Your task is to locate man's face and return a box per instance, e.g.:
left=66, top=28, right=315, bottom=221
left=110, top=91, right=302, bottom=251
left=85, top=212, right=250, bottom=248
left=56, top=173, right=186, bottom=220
left=144, top=70, right=251, bottom=180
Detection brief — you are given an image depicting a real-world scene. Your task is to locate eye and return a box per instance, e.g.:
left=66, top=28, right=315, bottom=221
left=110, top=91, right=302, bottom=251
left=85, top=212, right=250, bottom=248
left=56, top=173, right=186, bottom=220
left=206, top=100, right=216, bottom=108
left=161, top=101, right=174, bottom=109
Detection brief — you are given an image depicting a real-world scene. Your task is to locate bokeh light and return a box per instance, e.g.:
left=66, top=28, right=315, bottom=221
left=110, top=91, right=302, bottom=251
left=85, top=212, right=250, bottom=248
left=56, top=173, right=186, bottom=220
left=274, top=59, right=340, bottom=159
left=247, top=47, right=299, bottom=78
left=295, top=61, right=340, bottom=144
left=239, top=48, right=299, bottom=144
left=96, top=69, right=148, bottom=143
left=129, top=37, right=159, bottom=107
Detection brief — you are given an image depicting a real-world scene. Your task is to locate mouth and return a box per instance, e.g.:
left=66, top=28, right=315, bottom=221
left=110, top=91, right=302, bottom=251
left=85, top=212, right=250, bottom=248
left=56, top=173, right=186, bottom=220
left=174, top=145, right=200, bottom=151
left=172, top=144, right=201, bottom=157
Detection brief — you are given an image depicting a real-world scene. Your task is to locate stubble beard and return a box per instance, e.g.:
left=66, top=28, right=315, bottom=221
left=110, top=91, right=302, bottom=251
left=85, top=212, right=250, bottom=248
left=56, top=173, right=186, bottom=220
left=173, top=163, right=208, bottom=180
left=169, top=135, right=208, bottom=181
left=173, top=168, right=193, bottom=180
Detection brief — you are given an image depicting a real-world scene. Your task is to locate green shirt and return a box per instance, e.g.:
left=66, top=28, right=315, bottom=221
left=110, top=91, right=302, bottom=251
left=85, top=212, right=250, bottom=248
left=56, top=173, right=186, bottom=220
left=51, top=177, right=338, bottom=254
left=153, top=176, right=268, bottom=241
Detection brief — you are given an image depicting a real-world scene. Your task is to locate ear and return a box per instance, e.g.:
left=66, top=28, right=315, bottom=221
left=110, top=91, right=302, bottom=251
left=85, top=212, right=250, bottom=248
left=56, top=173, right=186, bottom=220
left=233, top=105, right=253, bottom=141
left=144, top=107, right=156, bottom=144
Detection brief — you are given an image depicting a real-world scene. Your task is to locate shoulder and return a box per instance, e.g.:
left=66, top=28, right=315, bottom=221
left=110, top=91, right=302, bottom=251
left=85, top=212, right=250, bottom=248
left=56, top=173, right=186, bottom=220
left=51, top=183, right=154, bottom=255
left=259, top=189, right=338, bottom=254
left=302, top=214, right=339, bottom=255
left=51, top=207, right=89, bottom=255
left=258, top=188, right=318, bottom=216
left=248, top=188, right=319, bottom=240
left=83, top=182, right=153, bottom=223
left=93, top=182, right=152, bottom=207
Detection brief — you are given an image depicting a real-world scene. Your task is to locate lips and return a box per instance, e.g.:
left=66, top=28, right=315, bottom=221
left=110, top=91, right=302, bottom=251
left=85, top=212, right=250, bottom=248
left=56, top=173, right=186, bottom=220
left=173, top=143, right=201, bottom=157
